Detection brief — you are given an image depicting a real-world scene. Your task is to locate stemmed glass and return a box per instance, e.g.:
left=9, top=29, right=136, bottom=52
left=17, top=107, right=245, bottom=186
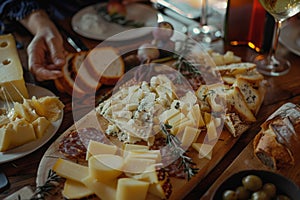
left=253, top=0, right=300, bottom=76
left=188, top=0, right=222, bottom=43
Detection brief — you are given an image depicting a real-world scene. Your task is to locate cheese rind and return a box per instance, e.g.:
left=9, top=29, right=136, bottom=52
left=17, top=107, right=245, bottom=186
left=0, top=34, right=29, bottom=102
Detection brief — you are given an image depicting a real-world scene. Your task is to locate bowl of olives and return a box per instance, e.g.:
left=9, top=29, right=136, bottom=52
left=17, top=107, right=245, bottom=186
left=213, top=170, right=300, bottom=200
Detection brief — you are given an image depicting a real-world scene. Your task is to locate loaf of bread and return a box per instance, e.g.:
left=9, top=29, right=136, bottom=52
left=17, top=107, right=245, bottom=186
left=253, top=103, right=300, bottom=170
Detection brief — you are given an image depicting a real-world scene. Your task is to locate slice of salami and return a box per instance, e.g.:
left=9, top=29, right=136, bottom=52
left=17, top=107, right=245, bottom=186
left=58, top=127, right=111, bottom=160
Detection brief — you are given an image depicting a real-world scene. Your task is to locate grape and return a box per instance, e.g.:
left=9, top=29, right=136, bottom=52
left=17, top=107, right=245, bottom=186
left=137, top=43, right=160, bottom=62
left=152, top=22, right=174, bottom=41
left=235, top=186, right=250, bottom=200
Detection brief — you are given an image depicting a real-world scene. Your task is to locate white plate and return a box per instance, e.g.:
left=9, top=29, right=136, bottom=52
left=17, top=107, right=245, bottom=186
left=0, top=84, right=63, bottom=164
left=279, top=20, right=300, bottom=56
left=71, top=3, right=158, bottom=41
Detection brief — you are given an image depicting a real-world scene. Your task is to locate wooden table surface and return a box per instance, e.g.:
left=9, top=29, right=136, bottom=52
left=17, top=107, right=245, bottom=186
left=0, top=8, right=300, bottom=200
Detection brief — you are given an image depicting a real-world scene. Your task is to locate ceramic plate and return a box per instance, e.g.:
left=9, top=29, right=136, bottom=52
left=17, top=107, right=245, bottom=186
left=0, top=84, right=63, bottom=164
left=279, top=20, right=300, bottom=56
left=71, top=3, right=158, bottom=41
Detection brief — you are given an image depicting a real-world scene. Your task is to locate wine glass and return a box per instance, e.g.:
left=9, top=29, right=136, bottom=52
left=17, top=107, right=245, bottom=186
left=188, top=0, right=222, bottom=43
left=253, top=0, right=300, bottom=76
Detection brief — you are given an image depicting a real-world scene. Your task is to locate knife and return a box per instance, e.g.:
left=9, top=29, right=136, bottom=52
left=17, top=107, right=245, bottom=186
left=55, top=23, right=89, bottom=52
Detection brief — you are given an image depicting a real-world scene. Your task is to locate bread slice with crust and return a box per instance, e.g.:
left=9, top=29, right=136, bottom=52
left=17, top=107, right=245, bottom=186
left=71, top=51, right=102, bottom=92
left=86, top=47, right=125, bottom=86
left=54, top=53, right=86, bottom=97
left=215, top=62, right=256, bottom=76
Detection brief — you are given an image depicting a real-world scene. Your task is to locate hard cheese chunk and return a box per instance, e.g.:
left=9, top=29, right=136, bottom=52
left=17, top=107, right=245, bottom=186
left=116, top=178, right=149, bottom=200
left=0, top=34, right=28, bottom=102
left=0, top=119, right=36, bottom=151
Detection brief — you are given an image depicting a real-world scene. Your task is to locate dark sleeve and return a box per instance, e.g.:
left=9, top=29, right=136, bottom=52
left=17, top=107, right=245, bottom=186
left=0, top=0, right=41, bottom=21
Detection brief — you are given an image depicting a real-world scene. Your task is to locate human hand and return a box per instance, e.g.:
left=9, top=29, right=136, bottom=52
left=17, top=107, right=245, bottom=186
left=21, top=10, right=66, bottom=81
left=27, top=27, right=65, bottom=81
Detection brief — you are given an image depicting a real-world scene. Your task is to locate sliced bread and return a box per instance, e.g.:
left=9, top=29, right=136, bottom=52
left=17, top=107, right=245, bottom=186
left=71, top=51, right=102, bottom=92
left=86, top=47, right=125, bottom=85
left=55, top=53, right=86, bottom=97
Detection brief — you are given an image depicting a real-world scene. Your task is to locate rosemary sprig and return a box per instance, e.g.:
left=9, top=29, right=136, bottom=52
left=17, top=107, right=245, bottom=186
left=172, top=39, right=202, bottom=83
left=97, top=7, right=144, bottom=28
left=30, top=170, right=63, bottom=200
left=161, top=123, right=199, bottom=181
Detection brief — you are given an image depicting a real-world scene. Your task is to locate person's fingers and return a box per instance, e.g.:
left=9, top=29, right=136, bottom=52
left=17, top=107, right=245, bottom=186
left=30, top=64, right=63, bottom=81
left=46, top=36, right=65, bottom=68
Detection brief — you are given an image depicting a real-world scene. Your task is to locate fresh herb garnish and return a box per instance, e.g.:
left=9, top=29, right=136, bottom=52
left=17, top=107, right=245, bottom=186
left=30, top=170, right=63, bottom=200
left=97, top=6, right=144, bottom=28
left=161, top=123, right=199, bottom=181
left=172, top=39, right=202, bottom=83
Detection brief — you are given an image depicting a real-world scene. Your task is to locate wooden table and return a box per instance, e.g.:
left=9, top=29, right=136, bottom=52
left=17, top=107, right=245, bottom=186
left=0, top=11, right=300, bottom=200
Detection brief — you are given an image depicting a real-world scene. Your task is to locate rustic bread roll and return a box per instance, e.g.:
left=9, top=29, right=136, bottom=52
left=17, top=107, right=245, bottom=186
left=253, top=103, right=300, bottom=170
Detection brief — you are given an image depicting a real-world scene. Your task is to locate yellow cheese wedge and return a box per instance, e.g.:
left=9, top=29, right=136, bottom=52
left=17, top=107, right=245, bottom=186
left=0, top=34, right=29, bottom=102
left=13, top=102, right=39, bottom=123
left=122, top=144, right=149, bottom=157
left=159, top=108, right=180, bottom=123
left=126, top=150, right=162, bottom=163
left=88, top=154, right=123, bottom=182
left=192, top=143, right=213, bottom=160
left=123, top=157, right=156, bottom=174
left=180, top=126, right=200, bottom=147
left=116, top=178, right=149, bottom=200
left=62, top=179, right=93, bottom=199
left=32, top=117, right=51, bottom=139
left=82, top=176, right=117, bottom=200
left=0, top=118, right=36, bottom=152
left=167, top=112, right=186, bottom=126
left=10, top=118, right=36, bottom=147
left=86, top=140, right=118, bottom=160
left=129, top=164, right=159, bottom=183
left=0, top=124, right=14, bottom=151
left=52, top=158, right=89, bottom=182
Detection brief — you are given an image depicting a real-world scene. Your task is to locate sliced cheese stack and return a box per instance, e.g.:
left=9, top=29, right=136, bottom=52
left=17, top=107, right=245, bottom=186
left=0, top=34, right=28, bottom=102
left=52, top=139, right=171, bottom=200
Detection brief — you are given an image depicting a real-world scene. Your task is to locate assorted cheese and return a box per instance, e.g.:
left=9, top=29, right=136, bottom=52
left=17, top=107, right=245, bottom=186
left=52, top=139, right=171, bottom=200
left=0, top=96, right=64, bottom=151
left=0, top=34, right=29, bottom=102
left=52, top=50, right=266, bottom=200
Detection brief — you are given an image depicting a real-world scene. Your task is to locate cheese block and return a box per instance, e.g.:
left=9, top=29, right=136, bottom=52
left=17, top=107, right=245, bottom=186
left=62, top=179, right=93, bottom=199
left=0, top=34, right=29, bottom=102
left=88, top=154, right=124, bottom=182
left=52, top=158, right=89, bottom=182
left=192, top=143, right=213, bottom=160
left=82, top=176, right=117, bottom=200
left=116, top=178, right=149, bottom=200
left=86, top=140, right=118, bottom=160
left=0, top=119, right=36, bottom=151
left=31, top=117, right=51, bottom=139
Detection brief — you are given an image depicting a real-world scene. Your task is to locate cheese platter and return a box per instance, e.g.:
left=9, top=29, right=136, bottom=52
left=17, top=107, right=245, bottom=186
left=35, top=36, right=267, bottom=199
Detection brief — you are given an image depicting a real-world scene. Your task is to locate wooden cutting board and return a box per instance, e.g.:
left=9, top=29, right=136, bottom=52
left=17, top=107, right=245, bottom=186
left=36, top=109, right=240, bottom=200
left=202, top=138, right=300, bottom=199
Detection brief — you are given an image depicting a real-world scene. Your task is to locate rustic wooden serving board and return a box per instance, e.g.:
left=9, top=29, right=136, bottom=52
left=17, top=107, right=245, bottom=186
left=36, top=108, right=240, bottom=200
left=202, top=138, right=300, bottom=199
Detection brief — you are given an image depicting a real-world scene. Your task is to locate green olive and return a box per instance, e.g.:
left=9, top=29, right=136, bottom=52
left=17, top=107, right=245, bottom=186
left=251, top=190, right=270, bottom=200
left=242, top=175, right=263, bottom=191
left=222, top=190, right=238, bottom=200
left=262, top=183, right=276, bottom=198
left=276, top=195, right=291, bottom=200
left=235, top=186, right=250, bottom=200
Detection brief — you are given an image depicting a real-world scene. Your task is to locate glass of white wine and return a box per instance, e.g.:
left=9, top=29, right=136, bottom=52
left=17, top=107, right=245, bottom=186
left=188, top=0, right=222, bottom=43
left=254, top=0, right=300, bottom=76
